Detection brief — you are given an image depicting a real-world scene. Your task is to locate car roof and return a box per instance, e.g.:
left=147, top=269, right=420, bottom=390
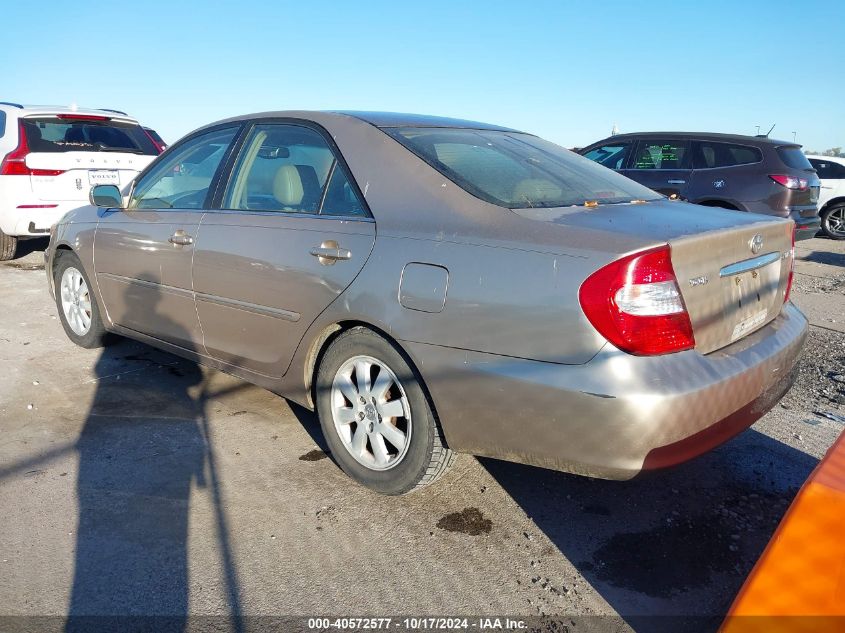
left=590, top=131, right=797, bottom=147
left=332, top=111, right=521, bottom=132
left=210, top=110, right=521, bottom=133
left=0, top=103, right=137, bottom=121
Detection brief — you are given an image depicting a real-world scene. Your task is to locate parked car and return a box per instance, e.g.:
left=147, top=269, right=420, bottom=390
left=579, top=132, right=821, bottom=240
left=142, top=126, right=167, bottom=153
left=45, top=111, right=807, bottom=495
left=0, top=102, right=159, bottom=260
left=806, top=154, right=845, bottom=240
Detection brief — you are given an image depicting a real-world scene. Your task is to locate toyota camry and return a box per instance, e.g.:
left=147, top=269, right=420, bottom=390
left=45, top=111, right=807, bottom=494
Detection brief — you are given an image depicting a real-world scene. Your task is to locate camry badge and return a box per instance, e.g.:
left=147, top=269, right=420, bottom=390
left=689, top=275, right=709, bottom=287
left=749, top=233, right=763, bottom=254
left=713, top=179, right=726, bottom=188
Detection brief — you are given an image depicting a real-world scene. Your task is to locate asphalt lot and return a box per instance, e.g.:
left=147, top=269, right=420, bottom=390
left=1, top=235, right=843, bottom=632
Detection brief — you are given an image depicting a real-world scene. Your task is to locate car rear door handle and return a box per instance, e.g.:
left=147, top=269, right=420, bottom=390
left=169, top=230, right=194, bottom=246
left=667, top=179, right=686, bottom=185
left=310, top=240, right=351, bottom=265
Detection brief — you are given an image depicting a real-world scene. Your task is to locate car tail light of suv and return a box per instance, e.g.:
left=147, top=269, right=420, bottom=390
left=769, top=174, right=809, bottom=191
left=0, top=122, right=64, bottom=177
left=579, top=245, right=695, bottom=356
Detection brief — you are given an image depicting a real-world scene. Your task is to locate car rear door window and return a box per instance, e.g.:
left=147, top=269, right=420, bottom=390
left=631, top=140, right=690, bottom=170
left=694, top=141, right=762, bottom=168
left=129, top=126, right=238, bottom=210
left=223, top=123, right=367, bottom=217
left=582, top=142, right=631, bottom=170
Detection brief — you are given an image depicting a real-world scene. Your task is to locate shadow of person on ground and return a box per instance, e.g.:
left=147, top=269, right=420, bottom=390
left=66, top=278, right=241, bottom=632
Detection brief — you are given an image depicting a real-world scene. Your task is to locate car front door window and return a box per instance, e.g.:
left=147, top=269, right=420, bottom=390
left=130, top=127, right=238, bottom=210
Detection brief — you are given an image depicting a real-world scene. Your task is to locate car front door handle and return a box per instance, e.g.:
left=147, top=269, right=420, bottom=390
left=310, top=240, right=351, bottom=265
left=169, top=230, right=194, bottom=246
left=667, top=179, right=686, bottom=185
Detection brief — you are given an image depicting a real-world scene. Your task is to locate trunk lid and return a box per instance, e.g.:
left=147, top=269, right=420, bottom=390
left=512, top=199, right=793, bottom=353
left=26, top=151, right=155, bottom=201
left=669, top=220, right=792, bottom=353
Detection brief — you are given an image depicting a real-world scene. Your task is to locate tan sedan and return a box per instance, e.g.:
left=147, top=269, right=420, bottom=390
left=45, top=111, right=807, bottom=494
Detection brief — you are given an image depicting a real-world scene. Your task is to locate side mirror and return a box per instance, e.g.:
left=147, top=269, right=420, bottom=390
left=89, top=184, right=123, bottom=208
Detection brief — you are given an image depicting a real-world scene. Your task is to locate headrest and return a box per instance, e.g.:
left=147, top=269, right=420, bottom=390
left=512, top=179, right=563, bottom=205
left=273, top=164, right=304, bottom=207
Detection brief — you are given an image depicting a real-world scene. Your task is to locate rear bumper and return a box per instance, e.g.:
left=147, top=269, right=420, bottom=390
left=406, top=303, right=808, bottom=479
left=789, top=209, right=821, bottom=241
left=0, top=201, right=78, bottom=237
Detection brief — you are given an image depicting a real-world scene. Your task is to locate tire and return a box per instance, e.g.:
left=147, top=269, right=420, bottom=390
left=0, top=229, right=17, bottom=261
left=820, top=204, right=845, bottom=240
left=54, top=252, right=110, bottom=348
left=315, top=327, right=455, bottom=495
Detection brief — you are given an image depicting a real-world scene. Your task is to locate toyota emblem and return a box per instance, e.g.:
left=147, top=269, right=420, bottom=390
left=749, top=233, right=763, bottom=254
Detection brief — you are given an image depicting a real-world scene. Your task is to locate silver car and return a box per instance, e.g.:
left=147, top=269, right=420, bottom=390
left=45, top=111, right=807, bottom=495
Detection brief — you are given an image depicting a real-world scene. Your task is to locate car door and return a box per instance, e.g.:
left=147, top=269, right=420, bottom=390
left=94, top=125, right=240, bottom=351
left=622, top=138, right=692, bottom=199
left=192, top=121, right=375, bottom=378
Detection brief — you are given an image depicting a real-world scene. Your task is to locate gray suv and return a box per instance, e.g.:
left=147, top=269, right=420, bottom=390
left=579, top=132, right=821, bottom=240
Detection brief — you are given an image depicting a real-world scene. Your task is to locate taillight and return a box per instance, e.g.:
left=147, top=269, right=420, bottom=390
left=0, top=122, right=65, bottom=176
left=784, top=225, right=796, bottom=303
left=142, top=128, right=166, bottom=154
left=769, top=174, right=808, bottom=191
left=579, top=245, right=695, bottom=356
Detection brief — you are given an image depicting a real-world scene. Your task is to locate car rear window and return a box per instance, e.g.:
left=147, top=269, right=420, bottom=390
left=21, top=116, right=158, bottom=155
left=385, top=128, right=662, bottom=208
left=0, top=111, right=5, bottom=138
left=777, top=146, right=813, bottom=170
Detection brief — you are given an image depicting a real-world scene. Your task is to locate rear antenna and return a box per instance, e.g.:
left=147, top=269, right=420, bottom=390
left=764, top=123, right=776, bottom=137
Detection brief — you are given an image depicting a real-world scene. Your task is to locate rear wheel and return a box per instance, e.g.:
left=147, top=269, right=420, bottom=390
left=821, top=204, right=845, bottom=240
left=0, top=229, right=17, bottom=261
left=54, top=252, right=110, bottom=348
left=315, top=327, right=454, bottom=495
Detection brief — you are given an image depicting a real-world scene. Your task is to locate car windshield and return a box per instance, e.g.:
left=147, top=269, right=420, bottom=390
left=385, top=127, right=662, bottom=208
left=21, top=117, right=158, bottom=155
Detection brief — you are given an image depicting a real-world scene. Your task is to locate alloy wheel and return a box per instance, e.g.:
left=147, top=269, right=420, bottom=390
left=60, top=266, right=93, bottom=336
left=330, top=355, right=412, bottom=471
left=826, top=206, right=845, bottom=238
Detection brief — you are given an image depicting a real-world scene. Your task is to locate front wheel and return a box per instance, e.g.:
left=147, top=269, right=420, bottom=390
left=0, top=229, right=17, bottom=261
left=54, top=252, right=110, bottom=348
left=315, top=327, right=455, bottom=495
left=820, top=204, right=845, bottom=240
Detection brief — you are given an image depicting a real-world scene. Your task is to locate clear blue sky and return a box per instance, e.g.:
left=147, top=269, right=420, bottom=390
left=3, top=0, right=843, bottom=151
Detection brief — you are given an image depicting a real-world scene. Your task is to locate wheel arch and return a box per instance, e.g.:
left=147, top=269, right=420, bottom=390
left=821, top=196, right=845, bottom=212
left=304, top=320, right=405, bottom=408
left=301, top=319, right=449, bottom=446
left=694, top=199, right=741, bottom=211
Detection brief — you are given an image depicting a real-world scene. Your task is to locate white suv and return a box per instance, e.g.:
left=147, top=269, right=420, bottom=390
left=807, top=154, right=845, bottom=240
left=0, top=102, right=160, bottom=259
